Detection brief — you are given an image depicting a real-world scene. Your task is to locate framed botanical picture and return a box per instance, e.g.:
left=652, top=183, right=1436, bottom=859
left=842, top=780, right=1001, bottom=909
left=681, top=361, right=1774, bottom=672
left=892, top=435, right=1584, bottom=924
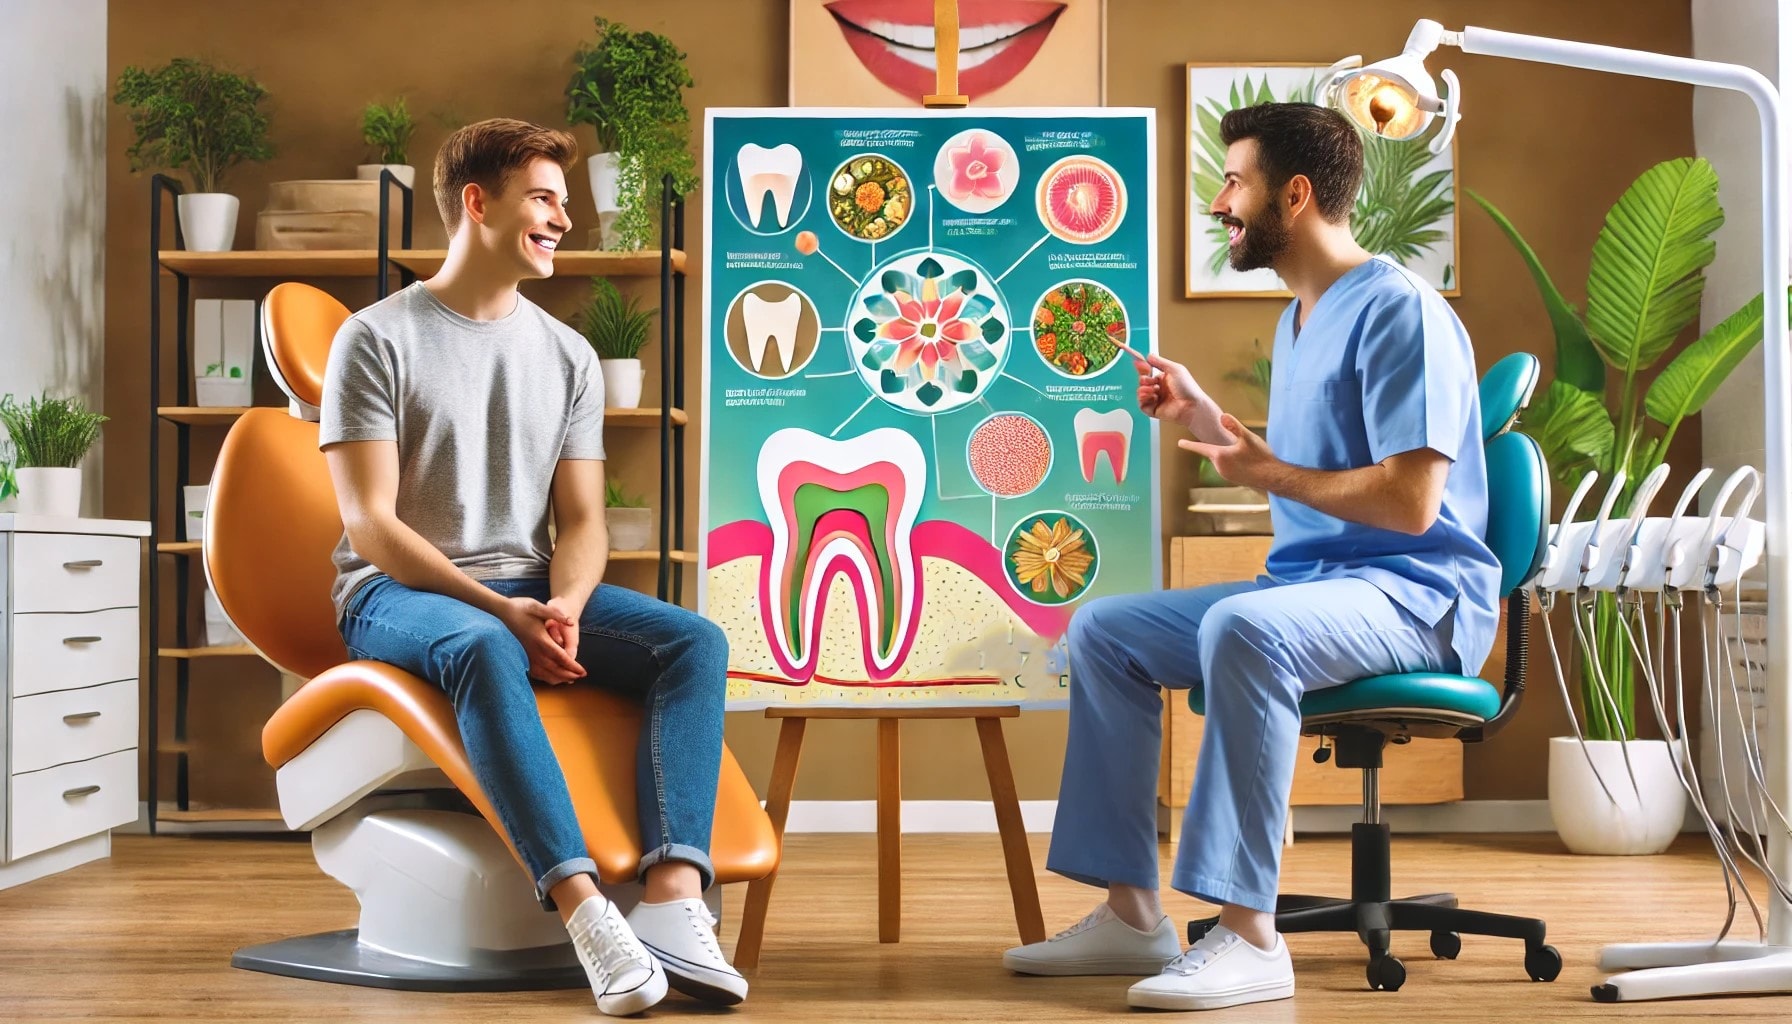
left=1185, top=62, right=1459, bottom=299
left=790, top=0, right=1105, bottom=107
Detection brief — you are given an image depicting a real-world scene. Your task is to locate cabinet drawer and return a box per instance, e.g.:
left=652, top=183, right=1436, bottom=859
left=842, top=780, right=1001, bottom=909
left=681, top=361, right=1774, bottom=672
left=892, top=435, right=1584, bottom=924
left=10, top=680, right=138, bottom=774
left=10, top=608, right=139, bottom=697
left=8, top=749, right=137, bottom=860
left=12, top=533, right=140, bottom=613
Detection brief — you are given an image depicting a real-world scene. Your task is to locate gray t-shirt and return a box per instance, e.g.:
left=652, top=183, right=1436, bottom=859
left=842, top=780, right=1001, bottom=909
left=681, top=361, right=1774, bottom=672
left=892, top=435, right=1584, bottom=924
left=318, top=282, right=605, bottom=620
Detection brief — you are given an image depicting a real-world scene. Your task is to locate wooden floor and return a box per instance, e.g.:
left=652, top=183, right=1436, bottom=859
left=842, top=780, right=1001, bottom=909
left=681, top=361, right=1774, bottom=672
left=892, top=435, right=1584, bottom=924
left=0, top=831, right=1782, bottom=1021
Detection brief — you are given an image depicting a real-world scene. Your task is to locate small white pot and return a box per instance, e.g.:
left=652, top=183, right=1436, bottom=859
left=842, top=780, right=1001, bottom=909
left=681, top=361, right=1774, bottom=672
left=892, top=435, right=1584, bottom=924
left=1548, top=736, right=1687, bottom=855
left=601, top=358, right=644, bottom=409
left=196, top=376, right=253, bottom=408
left=15, top=467, right=82, bottom=518
left=607, top=506, right=654, bottom=552
left=357, top=163, right=416, bottom=188
left=183, top=484, right=209, bottom=542
left=177, top=192, right=240, bottom=252
left=588, top=151, right=622, bottom=213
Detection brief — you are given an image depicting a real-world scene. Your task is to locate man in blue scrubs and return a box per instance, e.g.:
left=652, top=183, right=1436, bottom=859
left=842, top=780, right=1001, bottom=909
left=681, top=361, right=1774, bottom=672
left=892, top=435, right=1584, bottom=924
left=1003, top=103, right=1500, bottom=1011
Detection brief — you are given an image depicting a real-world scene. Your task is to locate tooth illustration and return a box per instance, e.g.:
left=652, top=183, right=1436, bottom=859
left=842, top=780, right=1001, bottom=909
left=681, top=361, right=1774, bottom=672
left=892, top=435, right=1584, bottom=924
left=1074, top=408, right=1132, bottom=484
left=741, top=291, right=803, bottom=374
left=757, top=427, right=925, bottom=675
left=737, top=143, right=803, bottom=230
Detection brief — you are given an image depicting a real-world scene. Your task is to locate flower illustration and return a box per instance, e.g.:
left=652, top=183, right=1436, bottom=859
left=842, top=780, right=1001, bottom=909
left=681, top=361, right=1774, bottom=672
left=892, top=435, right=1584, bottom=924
left=947, top=133, right=1007, bottom=200
left=882, top=275, right=975, bottom=378
left=853, top=255, right=1007, bottom=410
left=1012, top=517, right=1094, bottom=599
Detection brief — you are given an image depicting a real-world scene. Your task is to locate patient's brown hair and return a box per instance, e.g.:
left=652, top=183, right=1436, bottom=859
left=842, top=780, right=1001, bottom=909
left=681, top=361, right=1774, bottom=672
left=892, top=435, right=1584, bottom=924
left=433, top=118, right=578, bottom=234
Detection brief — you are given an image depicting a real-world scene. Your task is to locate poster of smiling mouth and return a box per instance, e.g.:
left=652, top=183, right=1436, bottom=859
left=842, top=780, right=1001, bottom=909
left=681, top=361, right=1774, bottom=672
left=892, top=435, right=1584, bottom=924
left=699, top=107, right=1159, bottom=709
left=789, top=0, right=1106, bottom=107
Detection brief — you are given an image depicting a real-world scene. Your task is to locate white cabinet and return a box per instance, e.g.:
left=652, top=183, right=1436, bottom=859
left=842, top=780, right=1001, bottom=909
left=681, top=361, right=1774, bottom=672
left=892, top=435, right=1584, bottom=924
left=0, top=514, right=148, bottom=890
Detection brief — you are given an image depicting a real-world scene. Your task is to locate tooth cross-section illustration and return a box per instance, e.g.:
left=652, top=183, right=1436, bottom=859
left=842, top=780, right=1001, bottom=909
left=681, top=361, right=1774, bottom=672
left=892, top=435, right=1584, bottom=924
left=737, top=143, right=803, bottom=230
left=742, top=291, right=803, bottom=375
left=1074, top=407, right=1132, bottom=484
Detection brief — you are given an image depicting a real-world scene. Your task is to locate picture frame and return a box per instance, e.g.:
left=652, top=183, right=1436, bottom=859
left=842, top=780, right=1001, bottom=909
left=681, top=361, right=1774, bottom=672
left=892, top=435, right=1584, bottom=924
left=1184, top=61, right=1460, bottom=299
left=790, top=0, right=1106, bottom=108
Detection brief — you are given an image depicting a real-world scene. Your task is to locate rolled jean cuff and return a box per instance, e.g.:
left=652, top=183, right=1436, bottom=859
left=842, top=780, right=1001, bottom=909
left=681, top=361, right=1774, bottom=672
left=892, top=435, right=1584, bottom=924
left=536, top=856, right=601, bottom=911
left=637, top=843, right=715, bottom=892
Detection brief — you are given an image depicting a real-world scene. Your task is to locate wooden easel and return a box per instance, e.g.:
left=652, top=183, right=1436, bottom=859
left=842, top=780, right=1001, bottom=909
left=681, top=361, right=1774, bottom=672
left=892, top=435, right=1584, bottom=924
left=731, top=706, right=1047, bottom=971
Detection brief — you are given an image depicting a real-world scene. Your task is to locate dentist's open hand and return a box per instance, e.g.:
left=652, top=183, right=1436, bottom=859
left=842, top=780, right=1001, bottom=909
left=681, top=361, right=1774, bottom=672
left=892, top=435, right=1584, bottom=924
left=1179, top=414, right=1279, bottom=491
left=1135, top=353, right=1235, bottom=445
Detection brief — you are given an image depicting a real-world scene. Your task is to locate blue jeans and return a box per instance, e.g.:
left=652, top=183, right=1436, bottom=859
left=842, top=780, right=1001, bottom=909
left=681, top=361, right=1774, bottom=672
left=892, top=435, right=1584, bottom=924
left=340, top=574, right=727, bottom=909
left=1046, top=577, right=1456, bottom=914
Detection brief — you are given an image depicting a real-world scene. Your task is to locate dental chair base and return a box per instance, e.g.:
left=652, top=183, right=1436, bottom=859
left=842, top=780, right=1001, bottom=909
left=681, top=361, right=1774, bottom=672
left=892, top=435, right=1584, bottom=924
left=1593, top=943, right=1792, bottom=1002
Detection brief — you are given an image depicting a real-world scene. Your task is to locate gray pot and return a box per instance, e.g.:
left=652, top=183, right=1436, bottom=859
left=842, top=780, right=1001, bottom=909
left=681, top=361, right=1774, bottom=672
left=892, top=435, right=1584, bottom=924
left=607, top=506, right=655, bottom=552
left=1186, top=486, right=1271, bottom=535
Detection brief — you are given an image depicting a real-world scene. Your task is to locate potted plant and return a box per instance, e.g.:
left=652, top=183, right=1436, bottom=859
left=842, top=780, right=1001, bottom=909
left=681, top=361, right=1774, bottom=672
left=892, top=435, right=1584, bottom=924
left=1475, top=156, right=1789, bottom=854
left=0, top=448, right=17, bottom=514
left=1188, top=344, right=1272, bottom=535
left=565, top=16, right=699, bottom=250
left=0, top=393, right=108, bottom=518
left=113, top=57, right=274, bottom=252
left=358, top=95, right=417, bottom=188
left=577, top=277, right=655, bottom=408
left=605, top=477, right=654, bottom=552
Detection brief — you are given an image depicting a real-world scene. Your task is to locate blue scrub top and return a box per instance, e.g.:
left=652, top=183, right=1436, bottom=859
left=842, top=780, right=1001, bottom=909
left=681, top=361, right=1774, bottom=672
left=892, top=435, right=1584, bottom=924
left=1261, top=255, right=1501, bottom=676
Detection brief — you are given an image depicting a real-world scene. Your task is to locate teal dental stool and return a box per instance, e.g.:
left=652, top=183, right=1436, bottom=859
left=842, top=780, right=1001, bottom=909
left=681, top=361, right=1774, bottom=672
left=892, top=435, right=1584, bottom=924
left=1185, top=351, right=1560, bottom=992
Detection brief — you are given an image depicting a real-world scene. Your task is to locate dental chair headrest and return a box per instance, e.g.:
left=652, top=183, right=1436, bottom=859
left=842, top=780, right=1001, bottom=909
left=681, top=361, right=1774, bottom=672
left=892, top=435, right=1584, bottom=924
left=261, top=282, right=351, bottom=411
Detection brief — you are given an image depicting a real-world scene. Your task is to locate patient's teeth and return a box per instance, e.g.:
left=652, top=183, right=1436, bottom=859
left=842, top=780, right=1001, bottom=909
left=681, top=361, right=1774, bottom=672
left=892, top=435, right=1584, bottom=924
left=742, top=292, right=803, bottom=374
left=1074, top=408, right=1133, bottom=484
left=737, top=143, right=803, bottom=230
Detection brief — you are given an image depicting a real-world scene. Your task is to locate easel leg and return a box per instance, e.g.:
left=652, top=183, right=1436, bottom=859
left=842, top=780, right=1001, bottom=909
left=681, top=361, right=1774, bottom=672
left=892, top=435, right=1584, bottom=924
left=976, top=716, right=1046, bottom=944
left=734, top=716, right=806, bottom=972
left=877, top=718, right=901, bottom=943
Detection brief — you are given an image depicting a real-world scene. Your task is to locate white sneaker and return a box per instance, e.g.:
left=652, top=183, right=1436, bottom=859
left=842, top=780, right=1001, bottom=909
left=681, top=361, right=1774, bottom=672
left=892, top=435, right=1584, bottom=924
left=567, top=895, right=668, bottom=1016
left=627, top=898, right=749, bottom=1005
left=1126, top=925, right=1295, bottom=1011
left=1003, top=903, right=1183, bottom=976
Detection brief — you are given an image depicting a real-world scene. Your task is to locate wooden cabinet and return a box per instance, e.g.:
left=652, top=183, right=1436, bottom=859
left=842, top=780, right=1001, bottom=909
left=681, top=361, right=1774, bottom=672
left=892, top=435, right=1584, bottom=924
left=1, top=514, right=150, bottom=889
left=1158, top=537, right=1463, bottom=837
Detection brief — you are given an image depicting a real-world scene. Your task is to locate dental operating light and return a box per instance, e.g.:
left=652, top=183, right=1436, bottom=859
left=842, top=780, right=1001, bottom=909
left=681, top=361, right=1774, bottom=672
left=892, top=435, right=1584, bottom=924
left=1321, top=19, right=1461, bottom=154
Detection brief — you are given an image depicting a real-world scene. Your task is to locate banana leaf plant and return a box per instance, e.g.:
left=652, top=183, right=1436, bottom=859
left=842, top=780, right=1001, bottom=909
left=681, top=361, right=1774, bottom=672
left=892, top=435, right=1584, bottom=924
left=1473, top=157, right=1787, bottom=741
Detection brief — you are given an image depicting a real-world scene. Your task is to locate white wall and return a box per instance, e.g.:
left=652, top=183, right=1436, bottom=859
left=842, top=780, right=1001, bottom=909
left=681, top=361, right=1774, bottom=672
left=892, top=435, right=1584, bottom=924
left=0, top=0, right=108, bottom=515
left=1692, top=0, right=1783, bottom=508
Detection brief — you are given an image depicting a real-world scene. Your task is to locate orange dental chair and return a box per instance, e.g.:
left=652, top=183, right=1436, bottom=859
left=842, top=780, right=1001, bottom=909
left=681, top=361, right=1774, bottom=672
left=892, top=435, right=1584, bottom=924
left=211, top=282, right=778, bottom=990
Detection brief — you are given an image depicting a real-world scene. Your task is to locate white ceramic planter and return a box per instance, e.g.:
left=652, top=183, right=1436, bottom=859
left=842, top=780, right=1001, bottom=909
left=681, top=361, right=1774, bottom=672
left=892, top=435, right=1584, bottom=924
left=357, top=163, right=416, bottom=188
left=15, top=467, right=82, bottom=518
left=177, top=192, right=240, bottom=252
left=607, top=506, right=654, bottom=552
left=601, top=358, right=644, bottom=409
left=183, top=484, right=209, bottom=542
left=588, top=151, right=622, bottom=213
left=1548, top=736, right=1687, bottom=855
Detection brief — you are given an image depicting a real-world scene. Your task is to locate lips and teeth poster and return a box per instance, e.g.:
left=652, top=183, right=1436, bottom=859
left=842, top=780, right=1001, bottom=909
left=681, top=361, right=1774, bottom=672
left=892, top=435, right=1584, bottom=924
left=700, top=108, right=1159, bottom=709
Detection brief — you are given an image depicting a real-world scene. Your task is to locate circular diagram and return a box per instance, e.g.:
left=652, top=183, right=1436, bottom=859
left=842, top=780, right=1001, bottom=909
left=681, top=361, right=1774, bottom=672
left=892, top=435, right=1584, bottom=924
left=848, top=250, right=1010, bottom=415
left=724, top=282, right=822, bottom=379
left=726, top=142, right=811, bottom=236
left=967, top=412, right=1052, bottom=497
left=828, top=153, right=913, bottom=242
left=934, top=129, right=1019, bottom=214
left=1005, top=510, right=1099, bottom=605
left=1037, top=154, right=1126, bottom=244
left=1033, top=279, right=1129, bottom=379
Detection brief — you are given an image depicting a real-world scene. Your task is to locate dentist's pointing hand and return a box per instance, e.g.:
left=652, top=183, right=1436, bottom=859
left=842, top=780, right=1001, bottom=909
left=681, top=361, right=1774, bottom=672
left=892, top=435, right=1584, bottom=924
left=1135, top=353, right=1235, bottom=445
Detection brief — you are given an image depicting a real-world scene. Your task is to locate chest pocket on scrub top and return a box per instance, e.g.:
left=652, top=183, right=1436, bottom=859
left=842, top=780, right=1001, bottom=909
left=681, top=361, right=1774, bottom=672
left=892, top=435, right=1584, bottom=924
left=1285, top=377, right=1361, bottom=468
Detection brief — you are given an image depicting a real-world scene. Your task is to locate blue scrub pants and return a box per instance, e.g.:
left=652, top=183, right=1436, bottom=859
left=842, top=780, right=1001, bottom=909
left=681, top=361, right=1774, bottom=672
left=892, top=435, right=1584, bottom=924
left=1046, top=577, right=1458, bottom=914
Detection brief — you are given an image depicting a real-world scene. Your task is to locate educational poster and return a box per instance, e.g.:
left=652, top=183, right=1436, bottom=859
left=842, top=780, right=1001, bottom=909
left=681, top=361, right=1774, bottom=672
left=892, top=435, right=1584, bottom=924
left=700, top=108, right=1159, bottom=709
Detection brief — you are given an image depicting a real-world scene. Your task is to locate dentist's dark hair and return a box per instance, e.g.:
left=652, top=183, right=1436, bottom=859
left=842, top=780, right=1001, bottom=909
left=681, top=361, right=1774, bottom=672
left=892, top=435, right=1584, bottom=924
left=1220, top=102, right=1363, bottom=223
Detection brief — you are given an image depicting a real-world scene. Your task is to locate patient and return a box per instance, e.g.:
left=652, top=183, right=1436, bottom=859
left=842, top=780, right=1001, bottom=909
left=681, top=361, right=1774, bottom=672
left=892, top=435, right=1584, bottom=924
left=1003, top=103, right=1500, bottom=1010
left=318, top=118, right=744, bottom=1015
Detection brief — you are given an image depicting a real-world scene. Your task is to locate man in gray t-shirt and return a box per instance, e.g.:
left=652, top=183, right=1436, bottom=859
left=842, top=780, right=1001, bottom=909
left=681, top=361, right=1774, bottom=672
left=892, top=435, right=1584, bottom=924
left=318, top=117, right=744, bottom=1015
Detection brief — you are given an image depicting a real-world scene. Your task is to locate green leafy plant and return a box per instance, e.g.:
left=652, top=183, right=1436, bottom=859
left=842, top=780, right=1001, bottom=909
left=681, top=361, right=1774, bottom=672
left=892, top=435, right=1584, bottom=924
left=361, top=96, right=417, bottom=165
left=605, top=477, right=647, bottom=508
left=1475, top=156, right=1790, bottom=741
left=1189, top=72, right=1454, bottom=283
left=577, top=278, right=656, bottom=360
left=112, top=57, right=274, bottom=194
left=0, top=454, right=16, bottom=502
left=566, top=16, right=699, bottom=250
left=0, top=393, right=108, bottom=469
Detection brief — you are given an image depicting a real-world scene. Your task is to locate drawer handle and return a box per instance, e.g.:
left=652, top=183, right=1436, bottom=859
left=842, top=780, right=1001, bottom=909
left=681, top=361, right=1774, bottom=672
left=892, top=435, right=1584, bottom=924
left=63, top=710, right=102, bottom=723
left=63, top=559, right=104, bottom=569
left=63, top=785, right=101, bottom=799
left=62, top=636, right=104, bottom=646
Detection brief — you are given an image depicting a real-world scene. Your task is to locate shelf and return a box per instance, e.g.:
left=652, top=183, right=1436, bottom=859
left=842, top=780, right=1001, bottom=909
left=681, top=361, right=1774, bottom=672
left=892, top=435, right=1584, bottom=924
left=389, top=249, right=685, bottom=277
left=607, top=407, right=688, bottom=427
left=157, top=541, right=202, bottom=556
left=158, top=250, right=381, bottom=278
left=158, top=406, right=249, bottom=425
left=158, top=645, right=260, bottom=659
left=610, top=549, right=698, bottom=564
left=155, top=806, right=285, bottom=823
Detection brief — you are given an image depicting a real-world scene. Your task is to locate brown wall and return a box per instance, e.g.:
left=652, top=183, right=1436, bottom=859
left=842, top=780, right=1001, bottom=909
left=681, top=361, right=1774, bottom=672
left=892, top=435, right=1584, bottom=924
left=106, top=0, right=1696, bottom=812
